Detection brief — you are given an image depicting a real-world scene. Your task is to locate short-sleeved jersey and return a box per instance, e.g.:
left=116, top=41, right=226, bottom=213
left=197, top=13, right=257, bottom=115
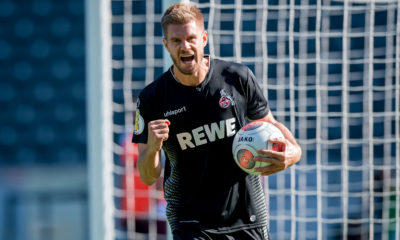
left=132, top=57, right=270, bottom=233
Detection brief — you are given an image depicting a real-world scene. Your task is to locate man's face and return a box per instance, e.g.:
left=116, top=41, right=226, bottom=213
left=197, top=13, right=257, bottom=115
left=163, top=20, right=208, bottom=75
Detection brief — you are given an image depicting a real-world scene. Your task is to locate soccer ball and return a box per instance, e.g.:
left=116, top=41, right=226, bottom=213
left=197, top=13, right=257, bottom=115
left=232, top=121, right=284, bottom=175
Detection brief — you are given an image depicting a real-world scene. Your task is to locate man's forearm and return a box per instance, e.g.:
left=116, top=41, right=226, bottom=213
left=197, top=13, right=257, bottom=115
left=271, top=121, right=299, bottom=147
left=137, top=144, right=162, bottom=186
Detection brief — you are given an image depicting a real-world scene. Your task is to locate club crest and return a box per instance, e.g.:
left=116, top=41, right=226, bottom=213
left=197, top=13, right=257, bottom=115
left=219, top=89, right=235, bottom=109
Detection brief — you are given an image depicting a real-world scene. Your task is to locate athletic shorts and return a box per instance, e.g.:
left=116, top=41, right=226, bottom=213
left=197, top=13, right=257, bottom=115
left=172, top=225, right=269, bottom=240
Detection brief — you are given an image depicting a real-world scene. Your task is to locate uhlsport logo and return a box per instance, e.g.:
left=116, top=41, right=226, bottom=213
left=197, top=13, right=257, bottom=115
left=164, top=106, right=187, bottom=117
left=219, top=89, right=235, bottom=109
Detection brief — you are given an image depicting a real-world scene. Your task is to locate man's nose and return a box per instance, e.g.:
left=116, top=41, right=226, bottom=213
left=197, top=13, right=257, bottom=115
left=181, top=40, right=190, bottom=49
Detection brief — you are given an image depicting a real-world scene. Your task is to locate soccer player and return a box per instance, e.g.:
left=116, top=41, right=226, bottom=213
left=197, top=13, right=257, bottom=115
left=132, top=3, right=302, bottom=239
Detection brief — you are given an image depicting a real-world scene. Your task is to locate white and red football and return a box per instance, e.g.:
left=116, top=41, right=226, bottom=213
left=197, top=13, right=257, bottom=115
left=232, top=121, right=284, bottom=175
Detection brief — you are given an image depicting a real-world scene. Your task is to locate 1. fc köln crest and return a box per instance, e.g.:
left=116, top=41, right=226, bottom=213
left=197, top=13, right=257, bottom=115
left=219, top=89, right=235, bottom=109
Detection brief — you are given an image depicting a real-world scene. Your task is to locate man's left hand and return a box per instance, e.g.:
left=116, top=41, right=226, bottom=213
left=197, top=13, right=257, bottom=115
left=253, top=138, right=301, bottom=176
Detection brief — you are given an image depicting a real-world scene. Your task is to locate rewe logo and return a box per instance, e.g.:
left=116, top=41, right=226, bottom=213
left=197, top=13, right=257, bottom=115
left=176, top=118, right=236, bottom=150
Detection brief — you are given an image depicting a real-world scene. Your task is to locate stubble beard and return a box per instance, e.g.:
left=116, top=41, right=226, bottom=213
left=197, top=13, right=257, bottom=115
left=170, top=53, right=203, bottom=76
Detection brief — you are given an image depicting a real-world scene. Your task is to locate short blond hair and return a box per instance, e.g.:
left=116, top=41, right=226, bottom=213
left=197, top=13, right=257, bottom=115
left=161, top=3, right=204, bottom=37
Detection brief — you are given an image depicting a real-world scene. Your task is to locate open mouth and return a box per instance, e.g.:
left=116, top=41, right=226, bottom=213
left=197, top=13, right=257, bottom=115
left=180, top=55, right=194, bottom=63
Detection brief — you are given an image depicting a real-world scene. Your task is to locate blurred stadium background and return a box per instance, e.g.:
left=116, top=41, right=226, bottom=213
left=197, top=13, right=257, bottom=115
left=0, top=0, right=87, bottom=240
left=1, top=0, right=400, bottom=240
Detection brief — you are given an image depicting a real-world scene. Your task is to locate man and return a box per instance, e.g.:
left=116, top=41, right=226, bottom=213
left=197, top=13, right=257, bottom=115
left=132, top=3, right=301, bottom=239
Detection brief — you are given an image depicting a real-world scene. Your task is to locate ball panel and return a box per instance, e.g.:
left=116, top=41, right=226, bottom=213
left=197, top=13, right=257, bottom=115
left=241, top=121, right=264, bottom=131
left=272, top=142, right=285, bottom=152
left=233, top=144, right=256, bottom=173
left=237, top=149, right=255, bottom=169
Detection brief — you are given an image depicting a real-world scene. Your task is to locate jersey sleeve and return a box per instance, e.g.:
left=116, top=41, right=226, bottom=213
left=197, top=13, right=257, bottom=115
left=132, top=93, right=150, bottom=144
left=245, top=68, right=270, bottom=120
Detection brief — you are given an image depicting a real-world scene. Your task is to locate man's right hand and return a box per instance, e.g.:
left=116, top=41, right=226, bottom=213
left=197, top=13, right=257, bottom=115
left=147, top=119, right=170, bottom=153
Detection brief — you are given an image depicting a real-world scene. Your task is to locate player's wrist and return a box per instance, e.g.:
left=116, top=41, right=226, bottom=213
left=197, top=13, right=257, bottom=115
left=146, top=144, right=161, bottom=156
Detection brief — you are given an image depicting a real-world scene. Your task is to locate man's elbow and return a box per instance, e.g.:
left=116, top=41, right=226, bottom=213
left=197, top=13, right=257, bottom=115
left=140, top=174, right=157, bottom=186
left=137, top=166, right=159, bottom=186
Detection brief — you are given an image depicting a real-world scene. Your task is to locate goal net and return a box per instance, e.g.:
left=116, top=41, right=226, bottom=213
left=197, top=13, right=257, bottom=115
left=87, top=0, right=400, bottom=239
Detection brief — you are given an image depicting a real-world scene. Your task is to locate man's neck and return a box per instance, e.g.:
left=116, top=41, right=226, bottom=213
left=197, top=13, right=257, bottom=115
left=173, top=56, right=210, bottom=87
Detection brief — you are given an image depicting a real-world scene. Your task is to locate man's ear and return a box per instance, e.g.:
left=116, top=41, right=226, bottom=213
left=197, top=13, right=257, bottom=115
left=163, top=38, right=169, bottom=52
left=203, top=31, right=208, bottom=47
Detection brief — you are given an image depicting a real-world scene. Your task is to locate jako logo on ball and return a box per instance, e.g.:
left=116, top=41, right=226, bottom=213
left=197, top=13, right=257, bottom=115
left=238, top=136, right=253, bottom=143
left=232, top=121, right=284, bottom=175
